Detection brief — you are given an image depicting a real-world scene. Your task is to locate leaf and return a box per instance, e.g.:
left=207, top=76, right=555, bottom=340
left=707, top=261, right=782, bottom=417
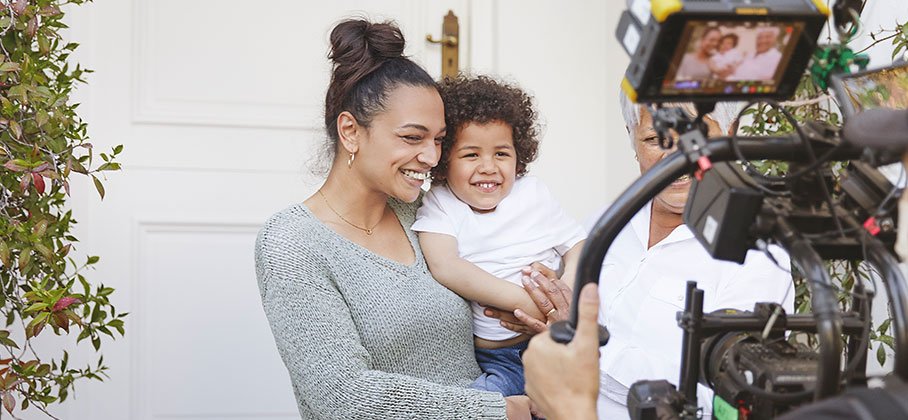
left=91, top=175, right=105, bottom=200
left=87, top=255, right=100, bottom=265
left=36, top=109, right=48, bottom=127
left=8, top=120, right=21, bottom=139
left=878, top=344, right=887, bottom=366
left=17, top=248, right=31, bottom=271
left=878, top=318, right=892, bottom=335
left=113, top=145, right=123, bottom=154
left=2, top=160, right=26, bottom=172
left=0, top=241, right=9, bottom=268
left=52, top=297, right=81, bottom=312
left=0, top=62, right=20, bottom=72
left=2, top=391, right=13, bottom=414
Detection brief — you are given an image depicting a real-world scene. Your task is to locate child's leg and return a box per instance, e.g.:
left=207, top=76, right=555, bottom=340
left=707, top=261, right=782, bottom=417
left=470, top=340, right=529, bottom=396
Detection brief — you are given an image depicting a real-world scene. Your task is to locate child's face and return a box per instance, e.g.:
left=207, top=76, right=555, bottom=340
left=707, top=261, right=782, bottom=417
left=720, top=38, right=735, bottom=53
left=445, top=121, right=517, bottom=213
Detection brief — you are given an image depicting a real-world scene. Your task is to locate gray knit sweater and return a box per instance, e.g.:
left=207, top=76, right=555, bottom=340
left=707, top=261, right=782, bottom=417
left=255, top=199, right=508, bottom=419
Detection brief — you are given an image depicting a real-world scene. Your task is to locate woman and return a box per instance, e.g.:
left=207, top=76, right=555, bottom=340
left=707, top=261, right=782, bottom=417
left=675, top=27, right=721, bottom=80
left=255, top=18, right=540, bottom=419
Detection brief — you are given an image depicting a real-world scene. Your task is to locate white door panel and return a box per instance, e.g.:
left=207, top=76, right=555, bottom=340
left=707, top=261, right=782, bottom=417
left=54, top=1, right=468, bottom=419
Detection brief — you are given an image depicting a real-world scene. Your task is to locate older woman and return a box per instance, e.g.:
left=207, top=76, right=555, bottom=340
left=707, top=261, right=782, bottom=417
left=254, top=19, right=549, bottom=419
left=585, top=96, right=794, bottom=419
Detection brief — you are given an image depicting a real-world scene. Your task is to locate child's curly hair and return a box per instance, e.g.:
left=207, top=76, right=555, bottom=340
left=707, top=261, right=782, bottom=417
left=432, top=75, right=540, bottom=185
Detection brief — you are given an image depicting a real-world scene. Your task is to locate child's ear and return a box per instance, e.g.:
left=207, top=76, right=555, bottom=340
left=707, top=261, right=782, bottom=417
left=337, top=111, right=361, bottom=155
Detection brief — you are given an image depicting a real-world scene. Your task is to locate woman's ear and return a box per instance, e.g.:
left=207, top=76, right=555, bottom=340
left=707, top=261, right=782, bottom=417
left=337, top=111, right=361, bottom=155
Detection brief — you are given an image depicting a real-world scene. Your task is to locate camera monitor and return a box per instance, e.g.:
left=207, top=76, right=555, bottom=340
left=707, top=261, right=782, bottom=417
left=662, top=21, right=805, bottom=96
left=617, top=0, right=828, bottom=103
left=830, top=62, right=908, bottom=118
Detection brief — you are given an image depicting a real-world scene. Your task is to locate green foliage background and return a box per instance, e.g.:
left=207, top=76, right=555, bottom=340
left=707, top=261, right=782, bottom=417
left=0, top=0, right=123, bottom=416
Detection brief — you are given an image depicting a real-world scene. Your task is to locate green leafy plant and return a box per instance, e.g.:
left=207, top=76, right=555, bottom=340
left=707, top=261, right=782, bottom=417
left=0, top=0, right=124, bottom=417
left=740, top=16, right=907, bottom=368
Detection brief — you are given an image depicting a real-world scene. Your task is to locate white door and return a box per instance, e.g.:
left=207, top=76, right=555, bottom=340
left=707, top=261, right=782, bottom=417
left=53, top=1, right=472, bottom=419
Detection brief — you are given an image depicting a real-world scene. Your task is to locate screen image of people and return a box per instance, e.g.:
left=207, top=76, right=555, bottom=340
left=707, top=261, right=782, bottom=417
left=668, top=21, right=800, bottom=94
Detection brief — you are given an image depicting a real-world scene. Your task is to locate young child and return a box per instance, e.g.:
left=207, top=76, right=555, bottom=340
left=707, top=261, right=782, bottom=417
left=709, top=33, right=745, bottom=79
left=412, top=76, right=586, bottom=397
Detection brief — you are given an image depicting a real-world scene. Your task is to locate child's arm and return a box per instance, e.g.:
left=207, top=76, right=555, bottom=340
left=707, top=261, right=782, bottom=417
left=418, top=232, right=546, bottom=321
left=559, top=240, right=585, bottom=290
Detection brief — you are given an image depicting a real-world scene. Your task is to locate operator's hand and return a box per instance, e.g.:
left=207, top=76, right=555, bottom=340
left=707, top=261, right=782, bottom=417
left=523, top=283, right=600, bottom=420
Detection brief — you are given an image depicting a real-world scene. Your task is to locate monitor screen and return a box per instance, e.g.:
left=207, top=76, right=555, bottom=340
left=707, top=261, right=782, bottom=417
left=661, top=20, right=804, bottom=96
left=837, top=63, right=908, bottom=114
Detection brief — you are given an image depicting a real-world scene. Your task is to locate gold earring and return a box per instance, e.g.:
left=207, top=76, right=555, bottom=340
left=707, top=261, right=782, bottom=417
left=347, top=152, right=356, bottom=168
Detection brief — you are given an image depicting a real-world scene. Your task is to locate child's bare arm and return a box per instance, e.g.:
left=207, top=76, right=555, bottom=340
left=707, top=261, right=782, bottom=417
left=559, top=240, right=585, bottom=291
left=418, top=232, right=546, bottom=320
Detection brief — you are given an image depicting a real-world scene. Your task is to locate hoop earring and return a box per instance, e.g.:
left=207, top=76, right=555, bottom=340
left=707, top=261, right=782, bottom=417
left=347, top=152, right=356, bottom=168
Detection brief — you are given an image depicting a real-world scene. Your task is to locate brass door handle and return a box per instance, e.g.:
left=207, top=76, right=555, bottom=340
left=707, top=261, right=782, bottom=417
left=425, top=34, right=458, bottom=47
left=425, top=10, right=459, bottom=79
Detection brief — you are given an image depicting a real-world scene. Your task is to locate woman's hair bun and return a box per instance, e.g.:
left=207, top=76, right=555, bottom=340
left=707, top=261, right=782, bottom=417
left=329, top=19, right=405, bottom=69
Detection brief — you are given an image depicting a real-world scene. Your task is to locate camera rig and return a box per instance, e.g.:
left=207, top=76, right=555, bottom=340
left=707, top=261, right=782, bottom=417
left=549, top=1, right=908, bottom=419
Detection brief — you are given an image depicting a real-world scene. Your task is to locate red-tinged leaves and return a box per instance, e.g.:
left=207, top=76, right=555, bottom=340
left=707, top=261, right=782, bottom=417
left=53, top=312, right=69, bottom=333
left=32, top=173, right=45, bottom=194
left=40, top=5, right=62, bottom=16
left=25, top=314, right=48, bottom=339
left=2, top=161, right=26, bottom=172
left=25, top=17, right=37, bottom=39
left=62, top=309, right=81, bottom=327
left=59, top=243, right=71, bottom=257
left=31, top=162, right=49, bottom=172
left=2, top=391, right=13, bottom=414
left=11, top=0, right=26, bottom=14
left=18, top=175, right=29, bottom=194
left=52, top=297, right=81, bottom=312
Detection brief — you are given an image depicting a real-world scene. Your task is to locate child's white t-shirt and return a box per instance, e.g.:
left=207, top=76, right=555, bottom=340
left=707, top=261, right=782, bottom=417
left=412, top=176, right=586, bottom=341
left=710, top=48, right=744, bottom=74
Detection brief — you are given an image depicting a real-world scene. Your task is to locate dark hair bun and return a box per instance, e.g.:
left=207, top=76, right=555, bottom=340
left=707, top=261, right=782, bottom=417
left=329, top=19, right=405, bottom=70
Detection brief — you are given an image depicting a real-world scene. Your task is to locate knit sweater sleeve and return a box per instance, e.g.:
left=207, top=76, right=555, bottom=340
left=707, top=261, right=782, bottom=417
left=255, top=218, right=507, bottom=419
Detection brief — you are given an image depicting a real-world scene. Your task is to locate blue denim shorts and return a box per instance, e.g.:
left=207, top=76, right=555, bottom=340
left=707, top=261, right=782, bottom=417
left=470, top=340, right=529, bottom=396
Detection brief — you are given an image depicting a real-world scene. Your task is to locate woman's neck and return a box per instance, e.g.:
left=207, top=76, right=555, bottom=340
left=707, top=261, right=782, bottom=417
left=648, top=204, right=683, bottom=249
left=317, top=165, right=388, bottom=226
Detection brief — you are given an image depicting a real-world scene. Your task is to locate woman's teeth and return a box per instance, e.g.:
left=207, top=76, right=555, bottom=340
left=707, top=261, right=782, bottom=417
left=402, top=170, right=429, bottom=180
left=475, top=182, right=497, bottom=189
left=676, top=174, right=691, bottom=182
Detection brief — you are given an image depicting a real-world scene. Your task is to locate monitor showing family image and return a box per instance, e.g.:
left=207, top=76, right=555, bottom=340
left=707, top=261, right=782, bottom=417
left=661, top=20, right=804, bottom=96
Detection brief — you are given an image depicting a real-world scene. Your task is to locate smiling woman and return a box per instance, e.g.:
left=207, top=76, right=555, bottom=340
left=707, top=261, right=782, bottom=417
left=253, top=19, right=537, bottom=420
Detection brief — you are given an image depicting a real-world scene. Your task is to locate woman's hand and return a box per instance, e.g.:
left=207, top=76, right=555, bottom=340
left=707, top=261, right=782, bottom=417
left=485, top=264, right=573, bottom=335
left=505, top=395, right=533, bottom=420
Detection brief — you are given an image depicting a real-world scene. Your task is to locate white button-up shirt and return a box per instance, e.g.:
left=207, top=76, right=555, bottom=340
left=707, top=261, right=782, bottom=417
left=589, top=202, right=794, bottom=420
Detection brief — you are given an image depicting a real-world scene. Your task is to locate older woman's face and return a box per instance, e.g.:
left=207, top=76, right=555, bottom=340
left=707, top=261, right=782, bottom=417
left=633, top=106, right=722, bottom=215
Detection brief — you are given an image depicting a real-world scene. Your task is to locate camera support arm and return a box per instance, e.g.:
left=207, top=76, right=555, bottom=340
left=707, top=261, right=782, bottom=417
left=550, top=134, right=863, bottom=345
left=772, top=217, right=843, bottom=399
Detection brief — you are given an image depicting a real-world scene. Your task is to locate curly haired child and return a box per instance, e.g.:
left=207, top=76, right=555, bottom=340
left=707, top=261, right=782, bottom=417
left=412, top=75, right=586, bottom=397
